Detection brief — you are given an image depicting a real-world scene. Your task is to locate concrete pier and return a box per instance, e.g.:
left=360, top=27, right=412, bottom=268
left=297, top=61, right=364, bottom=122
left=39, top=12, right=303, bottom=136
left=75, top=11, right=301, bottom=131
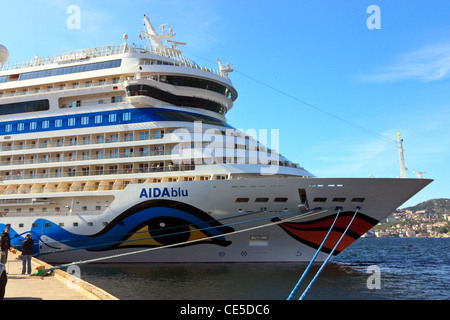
left=3, top=251, right=118, bottom=300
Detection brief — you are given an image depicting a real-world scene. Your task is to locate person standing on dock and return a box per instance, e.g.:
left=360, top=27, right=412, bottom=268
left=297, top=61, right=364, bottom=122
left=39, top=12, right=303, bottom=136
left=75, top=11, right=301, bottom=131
left=21, top=234, right=34, bottom=275
left=0, top=227, right=11, bottom=264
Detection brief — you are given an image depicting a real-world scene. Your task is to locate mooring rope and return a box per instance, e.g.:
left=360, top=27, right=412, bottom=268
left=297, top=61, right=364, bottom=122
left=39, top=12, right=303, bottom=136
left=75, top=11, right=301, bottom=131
left=287, top=207, right=342, bottom=300
left=298, top=206, right=360, bottom=300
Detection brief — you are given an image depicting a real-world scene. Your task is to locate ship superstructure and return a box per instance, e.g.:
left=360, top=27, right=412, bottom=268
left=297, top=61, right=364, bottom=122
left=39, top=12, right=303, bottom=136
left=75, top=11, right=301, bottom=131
left=0, top=15, right=431, bottom=263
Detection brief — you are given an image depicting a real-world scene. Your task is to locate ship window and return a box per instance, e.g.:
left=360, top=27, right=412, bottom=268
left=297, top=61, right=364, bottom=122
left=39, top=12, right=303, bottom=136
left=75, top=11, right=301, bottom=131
left=108, top=113, right=117, bottom=122
left=236, top=198, right=249, bottom=203
left=73, top=222, right=78, bottom=227
left=139, top=131, right=149, bottom=140
left=351, top=198, right=365, bottom=203
left=124, top=133, right=133, bottom=141
left=81, top=116, right=89, bottom=125
left=0, top=99, right=50, bottom=116
left=255, top=198, right=269, bottom=202
left=274, top=198, right=288, bottom=202
left=123, top=112, right=131, bottom=121
left=127, top=84, right=227, bottom=115
left=42, top=120, right=49, bottom=129
left=332, top=198, right=346, bottom=202
left=19, top=59, right=122, bottom=81
left=110, top=134, right=118, bottom=142
left=29, top=121, right=37, bottom=130
left=94, top=115, right=103, bottom=124
left=161, top=75, right=228, bottom=96
left=96, top=135, right=104, bottom=143
left=5, top=124, right=12, bottom=132
left=82, top=136, right=90, bottom=145
left=17, top=123, right=24, bottom=131
left=313, top=198, right=327, bottom=202
left=68, top=118, right=76, bottom=126
left=71, top=100, right=81, bottom=108
left=154, top=110, right=233, bottom=128
left=55, top=119, right=62, bottom=127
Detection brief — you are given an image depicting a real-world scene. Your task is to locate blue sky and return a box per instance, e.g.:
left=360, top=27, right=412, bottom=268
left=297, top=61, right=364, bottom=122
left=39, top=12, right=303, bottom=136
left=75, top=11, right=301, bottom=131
left=1, top=0, right=449, bottom=207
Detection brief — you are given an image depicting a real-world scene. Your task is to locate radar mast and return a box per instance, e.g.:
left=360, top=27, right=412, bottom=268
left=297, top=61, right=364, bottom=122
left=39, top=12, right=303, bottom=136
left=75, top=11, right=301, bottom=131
left=140, top=14, right=176, bottom=51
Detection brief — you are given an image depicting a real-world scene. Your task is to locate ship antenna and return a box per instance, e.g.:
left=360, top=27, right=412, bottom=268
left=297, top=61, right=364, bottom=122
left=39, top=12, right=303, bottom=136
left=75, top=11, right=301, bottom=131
left=412, top=171, right=427, bottom=179
left=397, top=132, right=407, bottom=178
left=217, top=59, right=234, bottom=77
left=140, top=14, right=176, bottom=52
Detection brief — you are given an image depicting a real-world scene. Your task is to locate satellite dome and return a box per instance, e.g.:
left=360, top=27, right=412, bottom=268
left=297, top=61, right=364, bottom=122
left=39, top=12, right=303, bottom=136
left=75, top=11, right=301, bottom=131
left=0, top=45, right=9, bottom=64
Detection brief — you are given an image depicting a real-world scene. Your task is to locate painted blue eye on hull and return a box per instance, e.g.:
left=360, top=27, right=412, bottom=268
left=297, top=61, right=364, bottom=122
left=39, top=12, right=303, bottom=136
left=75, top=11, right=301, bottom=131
left=87, top=202, right=234, bottom=251
left=45, top=206, right=219, bottom=251
left=4, top=200, right=234, bottom=255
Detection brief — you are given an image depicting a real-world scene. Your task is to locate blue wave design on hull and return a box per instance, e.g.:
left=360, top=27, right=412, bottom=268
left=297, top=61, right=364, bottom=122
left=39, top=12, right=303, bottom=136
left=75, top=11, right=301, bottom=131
left=2, top=200, right=233, bottom=256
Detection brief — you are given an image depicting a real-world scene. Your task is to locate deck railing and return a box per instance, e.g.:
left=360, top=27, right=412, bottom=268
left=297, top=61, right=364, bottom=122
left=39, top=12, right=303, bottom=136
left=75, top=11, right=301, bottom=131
left=0, top=44, right=228, bottom=79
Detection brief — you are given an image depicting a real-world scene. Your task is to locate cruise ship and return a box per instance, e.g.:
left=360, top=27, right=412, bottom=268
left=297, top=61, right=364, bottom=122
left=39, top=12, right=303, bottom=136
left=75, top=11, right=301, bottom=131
left=0, top=15, right=431, bottom=264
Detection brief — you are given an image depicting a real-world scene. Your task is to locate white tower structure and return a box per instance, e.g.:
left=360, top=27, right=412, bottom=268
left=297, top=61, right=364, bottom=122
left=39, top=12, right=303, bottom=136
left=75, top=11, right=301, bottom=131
left=397, top=132, right=407, bottom=178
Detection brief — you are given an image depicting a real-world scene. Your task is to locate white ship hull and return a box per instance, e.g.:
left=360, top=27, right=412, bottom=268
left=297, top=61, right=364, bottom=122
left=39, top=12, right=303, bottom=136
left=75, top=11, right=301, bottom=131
left=3, top=176, right=430, bottom=263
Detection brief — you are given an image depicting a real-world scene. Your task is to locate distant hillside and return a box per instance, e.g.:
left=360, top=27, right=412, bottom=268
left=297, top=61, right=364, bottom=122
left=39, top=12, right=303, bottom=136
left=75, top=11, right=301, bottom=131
left=402, top=198, right=450, bottom=216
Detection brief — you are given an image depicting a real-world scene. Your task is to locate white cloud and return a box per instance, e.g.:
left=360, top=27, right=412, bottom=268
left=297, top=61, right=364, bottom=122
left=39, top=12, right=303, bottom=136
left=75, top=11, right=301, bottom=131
left=361, top=44, right=450, bottom=83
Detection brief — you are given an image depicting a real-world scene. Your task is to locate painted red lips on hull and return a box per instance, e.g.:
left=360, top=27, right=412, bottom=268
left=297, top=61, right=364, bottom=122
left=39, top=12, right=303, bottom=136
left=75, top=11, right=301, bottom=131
left=272, top=211, right=378, bottom=255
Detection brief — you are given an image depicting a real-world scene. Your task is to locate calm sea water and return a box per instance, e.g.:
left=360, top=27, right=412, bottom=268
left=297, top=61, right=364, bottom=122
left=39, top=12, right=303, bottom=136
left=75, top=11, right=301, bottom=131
left=78, top=238, right=449, bottom=300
